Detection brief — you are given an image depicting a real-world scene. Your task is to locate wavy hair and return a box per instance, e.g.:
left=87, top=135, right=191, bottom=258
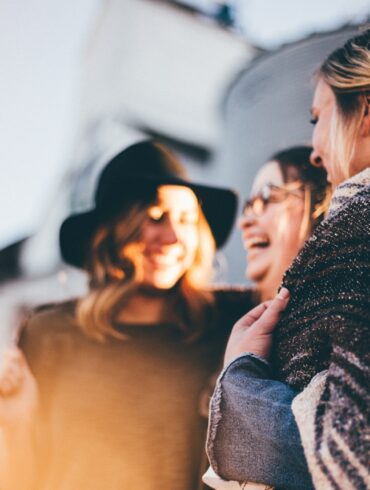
left=76, top=197, right=216, bottom=342
left=318, top=28, right=370, bottom=178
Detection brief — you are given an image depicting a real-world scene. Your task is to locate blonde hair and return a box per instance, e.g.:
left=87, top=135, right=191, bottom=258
left=76, top=197, right=216, bottom=342
left=299, top=183, right=332, bottom=241
left=318, top=28, right=370, bottom=178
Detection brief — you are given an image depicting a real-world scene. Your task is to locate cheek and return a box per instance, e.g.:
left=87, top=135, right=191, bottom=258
left=138, top=224, right=150, bottom=241
left=184, top=229, right=199, bottom=254
left=139, top=223, right=159, bottom=248
left=258, top=206, right=285, bottom=237
left=179, top=227, right=199, bottom=260
left=313, top=118, right=330, bottom=155
left=312, top=124, right=324, bottom=154
left=269, top=205, right=304, bottom=246
left=279, top=209, right=305, bottom=250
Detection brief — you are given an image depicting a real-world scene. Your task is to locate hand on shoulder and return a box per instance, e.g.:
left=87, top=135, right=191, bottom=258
left=224, top=288, right=290, bottom=366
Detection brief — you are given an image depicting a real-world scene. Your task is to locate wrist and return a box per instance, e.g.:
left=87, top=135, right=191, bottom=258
left=223, top=351, right=271, bottom=374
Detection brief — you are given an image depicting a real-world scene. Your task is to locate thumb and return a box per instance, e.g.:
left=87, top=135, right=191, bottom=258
left=253, top=287, right=290, bottom=334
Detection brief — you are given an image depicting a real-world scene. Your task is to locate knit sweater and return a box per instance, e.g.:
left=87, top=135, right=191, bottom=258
left=18, top=288, right=253, bottom=490
left=273, top=168, right=370, bottom=489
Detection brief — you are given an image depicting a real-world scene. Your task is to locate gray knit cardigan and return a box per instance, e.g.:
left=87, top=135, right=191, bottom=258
left=273, top=168, right=370, bottom=490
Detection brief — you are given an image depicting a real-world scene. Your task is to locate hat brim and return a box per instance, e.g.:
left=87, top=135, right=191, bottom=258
left=60, top=175, right=237, bottom=268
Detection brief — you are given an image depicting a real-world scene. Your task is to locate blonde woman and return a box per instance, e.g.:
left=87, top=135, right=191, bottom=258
left=0, top=141, right=251, bottom=490
left=206, top=29, right=370, bottom=490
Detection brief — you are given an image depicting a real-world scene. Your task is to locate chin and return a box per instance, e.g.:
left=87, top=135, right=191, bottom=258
left=152, top=281, right=177, bottom=290
left=145, top=273, right=183, bottom=291
left=246, top=265, right=267, bottom=284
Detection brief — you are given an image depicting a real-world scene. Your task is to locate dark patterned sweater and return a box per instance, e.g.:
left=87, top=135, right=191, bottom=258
left=272, top=168, right=370, bottom=490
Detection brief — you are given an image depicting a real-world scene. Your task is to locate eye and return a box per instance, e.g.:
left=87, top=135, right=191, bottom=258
left=242, top=196, right=267, bottom=216
left=147, top=206, right=164, bottom=222
left=179, top=212, right=198, bottom=225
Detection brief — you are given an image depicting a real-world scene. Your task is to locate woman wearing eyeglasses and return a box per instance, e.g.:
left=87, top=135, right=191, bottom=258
left=204, top=147, right=329, bottom=490
left=205, top=29, right=370, bottom=490
left=239, top=146, right=329, bottom=303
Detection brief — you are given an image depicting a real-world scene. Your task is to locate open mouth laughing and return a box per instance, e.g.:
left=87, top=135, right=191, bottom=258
left=244, top=235, right=270, bottom=251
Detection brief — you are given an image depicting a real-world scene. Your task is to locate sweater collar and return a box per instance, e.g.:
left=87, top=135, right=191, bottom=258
left=327, top=167, right=370, bottom=219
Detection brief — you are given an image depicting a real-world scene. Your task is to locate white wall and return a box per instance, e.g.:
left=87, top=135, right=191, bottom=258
left=0, top=0, right=100, bottom=248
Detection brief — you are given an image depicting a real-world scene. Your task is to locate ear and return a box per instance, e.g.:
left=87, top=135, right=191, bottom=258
left=359, top=98, right=370, bottom=137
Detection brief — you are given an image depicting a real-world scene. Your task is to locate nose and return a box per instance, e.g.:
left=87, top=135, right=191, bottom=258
left=310, top=149, right=323, bottom=168
left=238, top=212, right=256, bottom=230
left=160, top=216, right=179, bottom=245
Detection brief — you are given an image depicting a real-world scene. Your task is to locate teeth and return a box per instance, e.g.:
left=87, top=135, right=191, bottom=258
left=245, top=237, right=269, bottom=249
left=147, top=255, right=179, bottom=266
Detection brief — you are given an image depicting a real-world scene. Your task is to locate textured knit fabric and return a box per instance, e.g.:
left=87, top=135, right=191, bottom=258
left=272, top=168, right=370, bottom=489
left=18, top=288, right=253, bottom=490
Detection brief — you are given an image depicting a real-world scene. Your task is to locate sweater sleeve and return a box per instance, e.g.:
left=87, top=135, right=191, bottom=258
left=206, top=354, right=314, bottom=490
left=292, top=333, right=370, bottom=490
left=275, top=183, right=370, bottom=489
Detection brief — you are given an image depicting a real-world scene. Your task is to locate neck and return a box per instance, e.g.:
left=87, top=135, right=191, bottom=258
left=258, top=280, right=278, bottom=302
left=116, top=288, right=172, bottom=324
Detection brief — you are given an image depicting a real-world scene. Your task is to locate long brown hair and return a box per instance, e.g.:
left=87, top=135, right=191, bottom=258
left=76, top=195, right=216, bottom=342
left=270, top=146, right=331, bottom=238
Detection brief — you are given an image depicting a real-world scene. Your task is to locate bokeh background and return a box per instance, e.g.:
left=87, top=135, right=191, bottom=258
left=0, top=0, right=369, bottom=340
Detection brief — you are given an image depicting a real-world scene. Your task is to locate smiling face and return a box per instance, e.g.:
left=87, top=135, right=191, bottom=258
left=310, top=79, right=345, bottom=187
left=136, top=185, right=200, bottom=290
left=239, top=161, right=307, bottom=300
left=310, top=78, right=370, bottom=187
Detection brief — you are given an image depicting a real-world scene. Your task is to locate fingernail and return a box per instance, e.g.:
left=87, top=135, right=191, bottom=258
left=277, top=287, right=289, bottom=300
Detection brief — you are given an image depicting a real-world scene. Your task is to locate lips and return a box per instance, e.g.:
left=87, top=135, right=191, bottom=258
left=244, top=235, right=270, bottom=250
left=145, top=253, right=182, bottom=268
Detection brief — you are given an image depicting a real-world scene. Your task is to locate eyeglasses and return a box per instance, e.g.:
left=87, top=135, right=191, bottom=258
left=242, top=182, right=305, bottom=217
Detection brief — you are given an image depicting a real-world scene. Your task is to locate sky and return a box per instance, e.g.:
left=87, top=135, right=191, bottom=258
left=238, top=0, right=370, bottom=48
left=0, top=0, right=369, bottom=249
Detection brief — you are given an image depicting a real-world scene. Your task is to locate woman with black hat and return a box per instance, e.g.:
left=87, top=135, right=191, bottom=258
left=0, top=140, right=251, bottom=490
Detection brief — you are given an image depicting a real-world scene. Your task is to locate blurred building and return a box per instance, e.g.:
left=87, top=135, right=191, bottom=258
left=70, top=0, right=252, bottom=170
left=0, top=0, right=253, bottom=341
left=217, top=24, right=365, bottom=282
left=0, top=0, right=367, bottom=343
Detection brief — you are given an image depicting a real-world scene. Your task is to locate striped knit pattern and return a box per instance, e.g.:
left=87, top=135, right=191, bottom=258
left=272, top=168, right=370, bottom=489
left=327, top=169, right=370, bottom=219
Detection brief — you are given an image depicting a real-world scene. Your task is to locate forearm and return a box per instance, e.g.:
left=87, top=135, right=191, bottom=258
left=207, top=354, right=313, bottom=490
left=0, top=423, right=37, bottom=490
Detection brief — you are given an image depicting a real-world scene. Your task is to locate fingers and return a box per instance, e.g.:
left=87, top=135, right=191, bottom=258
left=233, top=288, right=289, bottom=333
left=254, top=288, right=290, bottom=334
left=224, top=289, right=290, bottom=363
left=0, top=348, right=26, bottom=396
left=268, top=287, right=290, bottom=315
left=235, top=301, right=271, bottom=328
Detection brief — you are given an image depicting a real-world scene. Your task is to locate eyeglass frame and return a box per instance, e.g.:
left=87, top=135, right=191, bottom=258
left=242, top=181, right=306, bottom=217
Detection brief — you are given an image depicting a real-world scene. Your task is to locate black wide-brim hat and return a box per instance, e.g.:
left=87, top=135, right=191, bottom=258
left=60, top=141, right=238, bottom=269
